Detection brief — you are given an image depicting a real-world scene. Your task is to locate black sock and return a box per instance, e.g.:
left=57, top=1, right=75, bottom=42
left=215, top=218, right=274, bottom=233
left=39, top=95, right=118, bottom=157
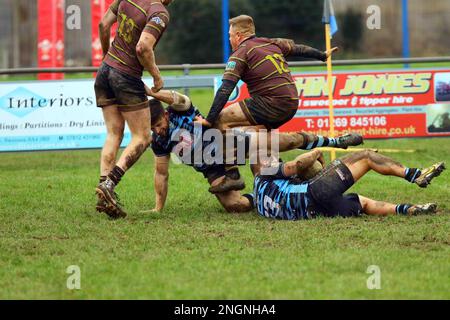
left=243, top=193, right=255, bottom=209
left=404, top=168, right=421, bottom=183
left=99, top=176, right=107, bottom=184
left=107, top=166, right=125, bottom=186
left=396, top=204, right=412, bottom=215
left=225, top=166, right=240, bottom=180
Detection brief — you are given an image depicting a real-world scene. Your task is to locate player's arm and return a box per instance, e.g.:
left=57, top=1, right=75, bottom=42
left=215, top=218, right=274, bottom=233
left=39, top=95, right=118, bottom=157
left=145, top=87, right=192, bottom=112
left=253, top=150, right=324, bottom=178
left=138, top=12, right=170, bottom=93
left=283, top=149, right=324, bottom=177
left=99, top=1, right=119, bottom=58
left=153, top=155, right=170, bottom=212
left=136, top=33, right=163, bottom=93
left=272, top=38, right=338, bottom=62
left=291, top=44, right=338, bottom=61
left=198, top=55, right=244, bottom=127
left=202, top=80, right=238, bottom=126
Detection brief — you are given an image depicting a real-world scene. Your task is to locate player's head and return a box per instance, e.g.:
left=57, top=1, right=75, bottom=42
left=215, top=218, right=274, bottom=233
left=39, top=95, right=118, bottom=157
left=149, top=99, right=169, bottom=137
left=161, top=0, right=174, bottom=6
left=229, top=15, right=256, bottom=51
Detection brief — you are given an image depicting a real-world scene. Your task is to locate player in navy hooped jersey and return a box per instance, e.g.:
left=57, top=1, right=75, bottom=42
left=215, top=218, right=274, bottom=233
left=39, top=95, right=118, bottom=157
left=249, top=149, right=445, bottom=220
left=147, top=90, right=251, bottom=213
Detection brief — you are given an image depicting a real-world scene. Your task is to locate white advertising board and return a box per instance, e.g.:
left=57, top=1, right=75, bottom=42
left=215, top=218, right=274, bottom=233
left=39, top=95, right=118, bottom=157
left=0, top=79, right=131, bottom=151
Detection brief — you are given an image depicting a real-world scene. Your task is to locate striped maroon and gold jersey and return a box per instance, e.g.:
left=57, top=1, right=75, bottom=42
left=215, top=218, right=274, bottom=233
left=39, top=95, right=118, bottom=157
left=223, top=36, right=298, bottom=105
left=104, top=0, right=170, bottom=78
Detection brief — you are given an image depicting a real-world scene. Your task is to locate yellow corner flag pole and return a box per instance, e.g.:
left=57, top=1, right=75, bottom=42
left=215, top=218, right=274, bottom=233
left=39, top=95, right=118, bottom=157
left=325, top=23, right=336, bottom=161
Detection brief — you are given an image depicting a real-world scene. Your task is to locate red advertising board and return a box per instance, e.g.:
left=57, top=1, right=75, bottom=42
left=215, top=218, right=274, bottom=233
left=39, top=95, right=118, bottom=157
left=217, top=69, right=450, bottom=139
left=37, top=0, right=65, bottom=80
left=91, top=0, right=116, bottom=67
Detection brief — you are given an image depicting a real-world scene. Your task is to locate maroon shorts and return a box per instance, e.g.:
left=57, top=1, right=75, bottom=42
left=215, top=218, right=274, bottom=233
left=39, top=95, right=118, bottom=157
left=239, top=95, right=298, bottom=129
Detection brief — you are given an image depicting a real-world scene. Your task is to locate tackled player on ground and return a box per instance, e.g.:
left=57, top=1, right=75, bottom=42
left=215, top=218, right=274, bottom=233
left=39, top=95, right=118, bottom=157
left=248, top=149, right=445, bottom=220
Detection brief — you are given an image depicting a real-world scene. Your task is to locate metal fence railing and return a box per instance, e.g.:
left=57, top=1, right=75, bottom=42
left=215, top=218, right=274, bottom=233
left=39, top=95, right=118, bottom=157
left=2, top=56, right=449, bottom=96
left=1, top=56, right=450, bottom=75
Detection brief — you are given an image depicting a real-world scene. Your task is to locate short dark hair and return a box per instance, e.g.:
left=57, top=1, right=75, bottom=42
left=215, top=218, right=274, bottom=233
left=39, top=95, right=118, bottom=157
left=149, top=99, right=165, bottom=124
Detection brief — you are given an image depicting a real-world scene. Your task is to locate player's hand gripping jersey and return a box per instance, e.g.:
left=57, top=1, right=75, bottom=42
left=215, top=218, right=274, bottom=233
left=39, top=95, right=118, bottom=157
left=104, top=0, right=170, bottom=78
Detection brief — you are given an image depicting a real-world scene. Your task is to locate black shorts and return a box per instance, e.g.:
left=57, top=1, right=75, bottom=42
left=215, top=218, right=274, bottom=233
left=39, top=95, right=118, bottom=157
left=189, top=140, right=227, bottom=184
left=307, top=160, right=363, bottom=218
left=94, top=63, right=148, bottom=111
left=197, top=164, right=227, bottom=184
left=239, top=95, right=298, bottom=129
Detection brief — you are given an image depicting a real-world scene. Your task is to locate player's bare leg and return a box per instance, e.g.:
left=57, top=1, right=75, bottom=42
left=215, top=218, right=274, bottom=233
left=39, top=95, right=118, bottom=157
left=96, top=106, right=152, bottom=219
left=277, top=132, right=363, bottom=152
left=222, top=130, right=362, bottom=184
left=245, top=131, right=363, bottom=155
left=341, top=150, right=404, bottom=181
left=358, top=196, right=438, bottom=216
left=242, top=130, right=362, bottom=152
left=229, top=130, right=363, bottom=163
left=341, top=150, right=445, bottom=186
left=100, top=105, right=125, bottom=176
left=116, top=107, right=152, bottom=171
left=210, top=176, right=253, bottom=213
left=216, top=191, right=253, bottom=213
left=97, top=105, right=125, bottom=214
left=214, top=103, right=253, bottom=131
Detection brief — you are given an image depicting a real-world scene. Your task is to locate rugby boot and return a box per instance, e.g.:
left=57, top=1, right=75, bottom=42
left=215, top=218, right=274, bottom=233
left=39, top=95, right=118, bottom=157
left=106, top=203, right=127, bottom=219
left=95, top=180, right=127, bottom=219
left=96, top=191, right=127, bottom=219
left=336, top=133, right=364, bottom=149
left=407, top=203, right=438, bottom=216
left=414, top=162, right=445, bottom=188
left=97, top=195, right=127, bottom=219
left=96, top=197, right=108, bottom=213
left=208, top=176, right=246, bottom=194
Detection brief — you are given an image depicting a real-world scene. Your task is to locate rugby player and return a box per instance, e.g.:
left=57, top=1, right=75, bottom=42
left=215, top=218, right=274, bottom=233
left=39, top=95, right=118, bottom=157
left=248, top=149, right=445, bottom=220
left=146, top=90, right=363, bottom=212
left=94, top=0, right=173, bottom=219
left=196, top=14, right=337, bottom=131
left=147, top=90, right=250, bottom=213
left=195, top=14, right=338, bottom=191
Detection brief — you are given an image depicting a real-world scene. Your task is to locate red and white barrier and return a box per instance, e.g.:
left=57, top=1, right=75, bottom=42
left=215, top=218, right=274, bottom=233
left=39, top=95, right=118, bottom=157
left=37, top=0, right=65, bottom=80
left=91, top=0, right=116, bottom=68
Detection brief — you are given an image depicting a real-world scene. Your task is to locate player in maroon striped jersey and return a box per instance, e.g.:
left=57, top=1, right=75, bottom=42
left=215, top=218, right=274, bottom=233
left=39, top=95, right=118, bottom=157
left=94, top=0, right=173, bottom=219
left=197, top=15, right=338, bottom=131
left=196, top=14, right=339, bottom=192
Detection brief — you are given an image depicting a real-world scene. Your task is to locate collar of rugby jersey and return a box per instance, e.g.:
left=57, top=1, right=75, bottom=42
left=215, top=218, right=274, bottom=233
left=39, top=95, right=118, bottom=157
left=237, top=35, right=257, bottom=50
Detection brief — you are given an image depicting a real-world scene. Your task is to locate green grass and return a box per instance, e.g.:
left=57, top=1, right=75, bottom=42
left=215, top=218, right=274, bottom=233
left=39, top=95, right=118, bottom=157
left=0, top=136, right=449, bottom=299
